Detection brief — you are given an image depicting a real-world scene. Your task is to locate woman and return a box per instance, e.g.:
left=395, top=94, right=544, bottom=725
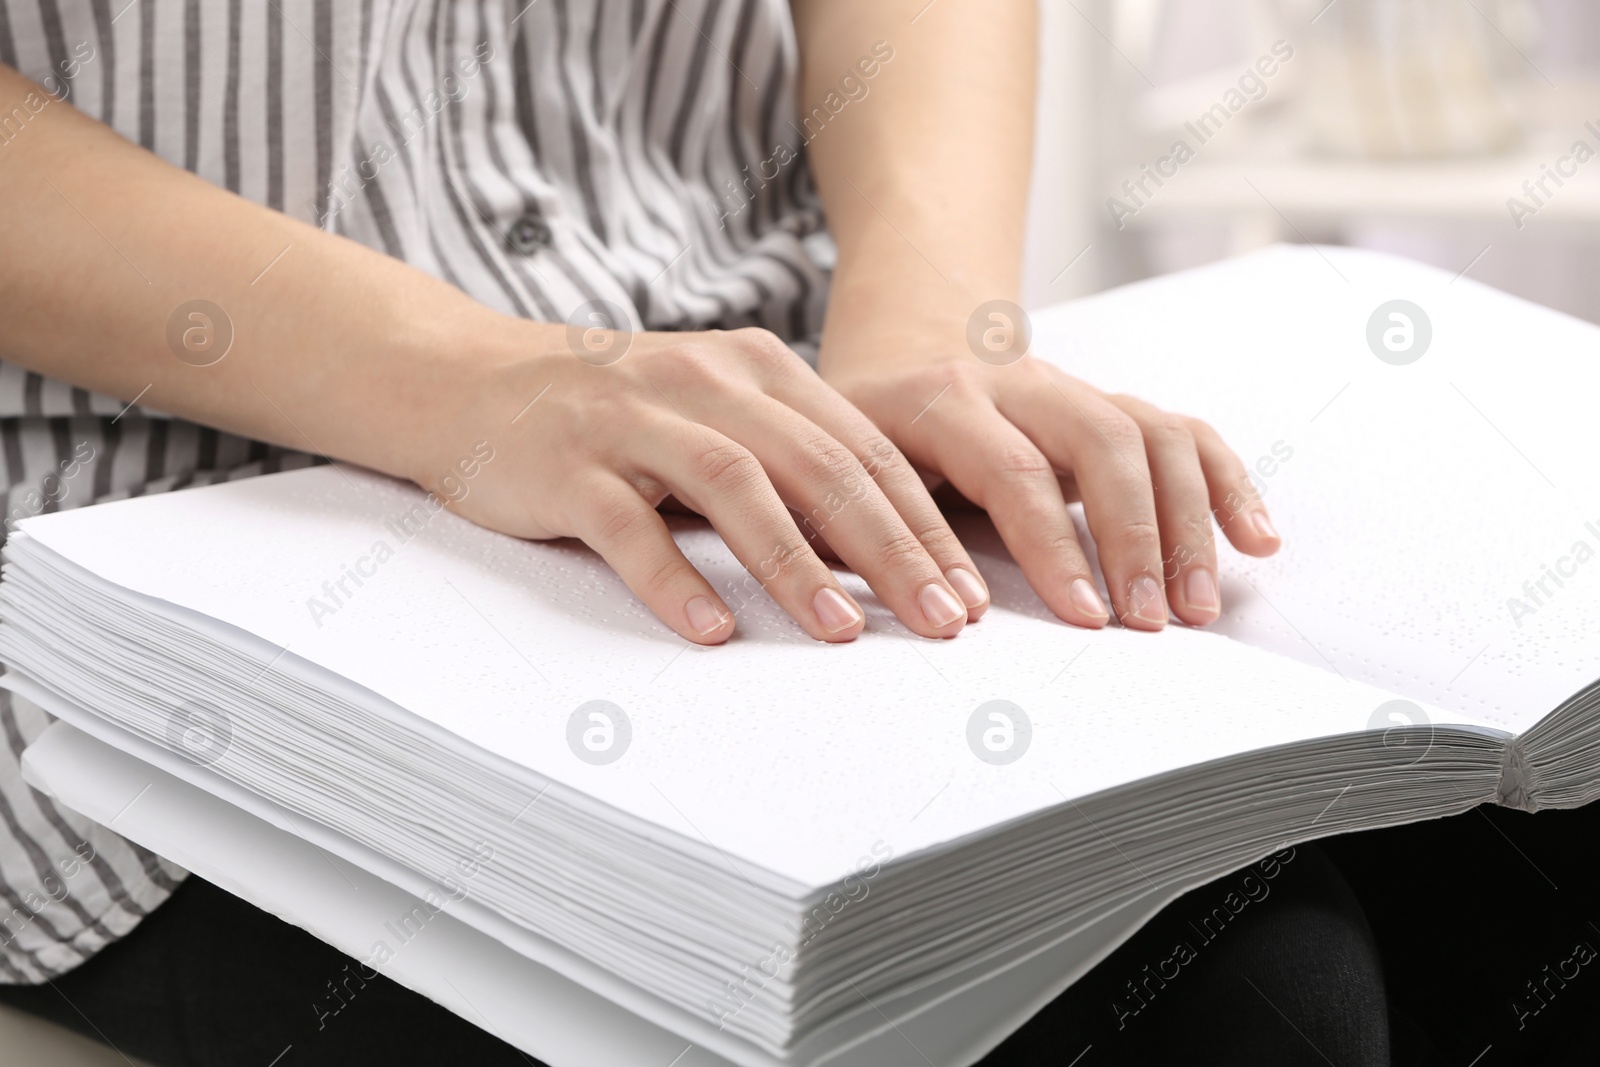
left=0, top=2, right=1386, bottom=1063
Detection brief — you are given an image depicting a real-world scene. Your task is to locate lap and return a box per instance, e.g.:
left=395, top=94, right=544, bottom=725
left=0, top=876, right=528, bottom=1067
left=0, top=842, right=1390, bottom=1067
left=1324, top=799, right=1600, bottom=1067
left=983, top=842, right=1387, bottom=1066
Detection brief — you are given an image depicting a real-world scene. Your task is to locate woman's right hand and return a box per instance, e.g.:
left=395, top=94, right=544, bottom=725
left=0, top=60, right=977, bottom=646
left=419, top=322, right=990, bottom=646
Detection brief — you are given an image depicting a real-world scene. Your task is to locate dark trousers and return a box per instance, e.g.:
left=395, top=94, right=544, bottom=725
left=1322, top=800, right=1600, bottom=1067
left=0, top=840, right=1389, bottom=1067
left=986, top=841, right=1388, bottom=1066
left=13, top=805, right=1600, bottom=1067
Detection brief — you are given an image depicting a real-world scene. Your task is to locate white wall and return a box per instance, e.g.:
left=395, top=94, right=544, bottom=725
left=1025, top=0, right=1600, bottom=323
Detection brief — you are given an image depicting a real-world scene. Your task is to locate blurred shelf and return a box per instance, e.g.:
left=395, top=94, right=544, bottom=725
left=1122, top=151, right=1600, bottom=226
left=1114, top=82, right=1600, bottom=232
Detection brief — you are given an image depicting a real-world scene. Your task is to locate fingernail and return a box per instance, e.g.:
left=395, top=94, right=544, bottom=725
left=1069, top=577, right=1109, bottom=620
left=813, top=587, right=863, bottom=634
left=1125, top=575, right=1168, bottom=627
left=1183, top=568, right=1220, bottom=615
left=1250, top=511, right=1279, bottom=542
left=686, top=596, right=728, bottom=636
left=946, top=567, right=989, bottom=609
left=918, top=582, right=966, bottom=628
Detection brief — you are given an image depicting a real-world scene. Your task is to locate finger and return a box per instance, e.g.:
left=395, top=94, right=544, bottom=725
left=789, top=506, right=844, bottom=564
left=1108, top=395, right=1220, bottom=626
left=1188, top=418, right=1283, bottom=557
left=902, top=391, right=1111, bottom=629
left=998, top=370, right=1168, bottom=630
left=712, top=396, right=968, bottom=638
left=765, top=372, right=990, bottom=619
left=639, top=420, right=868, bottom=642
left=572, top=477, right=736, bottom=645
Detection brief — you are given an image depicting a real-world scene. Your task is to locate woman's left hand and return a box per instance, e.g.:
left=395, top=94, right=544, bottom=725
left=819, top=334, right=1282, bottom=632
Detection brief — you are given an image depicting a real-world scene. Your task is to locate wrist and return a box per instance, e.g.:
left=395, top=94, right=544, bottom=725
left=817, top=284, right=1002, bottom=382
left=376, top=302, right=559, bottom=491
left=818, top=250, right=1020, bottom=380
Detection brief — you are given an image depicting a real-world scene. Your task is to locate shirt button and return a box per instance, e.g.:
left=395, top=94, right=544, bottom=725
left=507, top=214, right=552, bottom=254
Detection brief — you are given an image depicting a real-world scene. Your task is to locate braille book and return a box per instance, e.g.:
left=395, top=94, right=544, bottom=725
left=4, top=246, right=1597, bottom=1066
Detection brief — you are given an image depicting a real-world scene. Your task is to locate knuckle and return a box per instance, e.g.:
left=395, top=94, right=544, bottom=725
left=1145, top=415, right=1196, bottom=451
left=639, top=553, right=685, bottom=599
left=990, top=446, right=1055, bottom=482
left=659, top=344, right=725, bottom=386
left=1116, top=518, right=1164, bottom=553
left=589, top=494, right=646, bottom=544
left=692, top=441, right=763, bottom=492
left=1016, top=354, right=1056, bottom=378
left=801, top=435, right=866, bottom=487
left=1103, top=392, right=1148, bottom=416
left=909, top=521, right=961, bottom=557
left=872, top=530, right=931, bottom=573
left=1088, top=411, right=1144, bottom=451
left=732, top=328, right=800, bottom=369
left=1040, top=528, right=1086, bottom=563
left=857, top=433, right=902, bottom=478
left=938, top=360, right=990, bottom=395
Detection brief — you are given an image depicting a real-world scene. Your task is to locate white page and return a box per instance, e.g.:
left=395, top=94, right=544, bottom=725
left=17, top=719, right=739, bottom=1067
left=19, top=719, right=1195, bottom=1067
left=14, top=465, right=1473, bottom=890
left=1036, top=245, right=1600, bottom=731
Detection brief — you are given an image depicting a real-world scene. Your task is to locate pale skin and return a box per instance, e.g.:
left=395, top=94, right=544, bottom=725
left=0, top=0, right=1276, bottom=647
left=794, top=0, right=1280, bottom=629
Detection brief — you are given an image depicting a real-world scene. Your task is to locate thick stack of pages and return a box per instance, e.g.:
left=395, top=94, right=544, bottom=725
left=4, top=247, right=1600, bottom=1066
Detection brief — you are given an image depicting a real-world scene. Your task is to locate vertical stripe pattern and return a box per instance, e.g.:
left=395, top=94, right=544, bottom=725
left=0, top=0, right=826, bottom=984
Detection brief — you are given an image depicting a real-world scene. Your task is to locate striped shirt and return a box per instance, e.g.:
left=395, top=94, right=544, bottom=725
left=0, top=0, right=829, bottom=983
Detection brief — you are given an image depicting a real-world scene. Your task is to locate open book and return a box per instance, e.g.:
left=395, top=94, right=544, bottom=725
left=3, top=246, right=1599, bottom=1067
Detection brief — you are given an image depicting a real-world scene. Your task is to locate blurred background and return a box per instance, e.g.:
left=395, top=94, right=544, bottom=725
left=4, top=3, right=1596, bottom=1064
left=1022, top=0, right=1600, bottom=323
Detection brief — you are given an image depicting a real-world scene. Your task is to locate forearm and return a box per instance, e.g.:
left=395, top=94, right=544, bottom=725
left=790, top=0, right=1036, bottom=373
left=0, top=63, right=528, bottom=486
